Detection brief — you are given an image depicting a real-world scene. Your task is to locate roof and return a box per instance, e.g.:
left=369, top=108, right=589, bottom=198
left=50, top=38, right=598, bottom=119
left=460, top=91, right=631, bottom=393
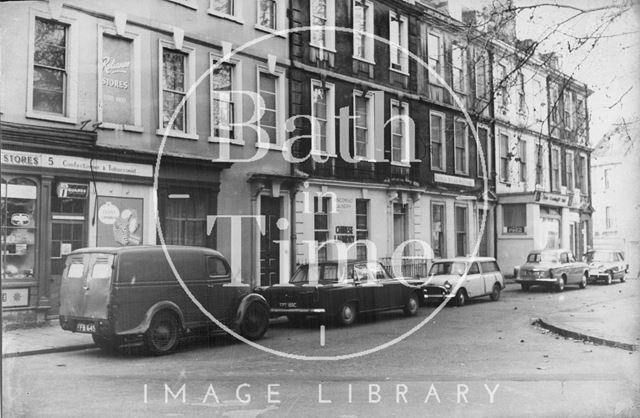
left=70, top=245, right=225, bottom=258
left=528, top=249, right=571, bottom=255
left=432, top=256, right=497, bottom=263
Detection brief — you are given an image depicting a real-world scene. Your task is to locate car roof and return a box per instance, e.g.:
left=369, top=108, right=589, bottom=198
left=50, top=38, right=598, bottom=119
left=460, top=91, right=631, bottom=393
left=586, top=249, right=619, bottom=253
left=298, top=260, right=379, bottom=267
left=70, top=245, right=225, bottom=258
left=528, top=249, right=571, bottom=255
left=432, top=256, right=497, bottom=263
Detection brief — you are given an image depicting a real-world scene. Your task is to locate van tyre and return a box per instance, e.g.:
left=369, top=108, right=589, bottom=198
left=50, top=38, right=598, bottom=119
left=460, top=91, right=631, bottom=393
left=240, top=302, right=269, bottom=340
left=145, top=312, right=180, bottom=355
left=403, top=293, right=419, bottom=316
left=92, top=334, right=120, bottom=354
left=339, top=302, right=357, bottom=326
left=455, top=289, right=468, bottom=307
left=490, top=284, right=501, bottom=301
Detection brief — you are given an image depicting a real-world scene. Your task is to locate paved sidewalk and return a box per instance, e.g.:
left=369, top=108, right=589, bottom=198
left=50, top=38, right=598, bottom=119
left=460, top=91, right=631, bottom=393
left=2, top=321, right=95, bottom=358
left=537, top=278, right=640, bottom=351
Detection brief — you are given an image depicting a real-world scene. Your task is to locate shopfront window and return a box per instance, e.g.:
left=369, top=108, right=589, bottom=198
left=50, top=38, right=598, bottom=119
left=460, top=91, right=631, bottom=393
left=503, top=204, right=526, bottom=234
left=540, top=206, right=561, bottom=249
left=355, top=199, right=369, bottom=260
left=1, top=178, right=38, bottom=281
left=161, top=190, right=209, bottom=247
left=455, top=205, right=467, bottom=257
left=431, top=202, right=445, bottom=258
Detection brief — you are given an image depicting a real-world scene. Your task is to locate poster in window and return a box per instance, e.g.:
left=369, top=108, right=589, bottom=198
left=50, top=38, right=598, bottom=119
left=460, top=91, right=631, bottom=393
left=102, top=35, right=133, bottom=125
left=96, top=197, right=143, bottom=247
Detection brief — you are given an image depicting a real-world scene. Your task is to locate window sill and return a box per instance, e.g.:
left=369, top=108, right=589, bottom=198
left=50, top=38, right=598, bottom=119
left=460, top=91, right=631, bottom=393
left=454, top=171, right=470, bottom=177
left=310, top=150, right=337, bottom=158
left=207, top=9, right=244, bottom=24
left=99, top=123, right=144, bottom=133
left=254, top=24, right=285, bottom=38
left=155, top=128, right=199, bottom=140
left=309, top=43, right=336, bottom=53
left=255, top=142, right=282, bottom=151
left=208, top=136, right=244, bottom=146
left=430, top=166, right=445, bottom=173
left=352, top=56, right=376, bottom=66
left=389, top=66, right=409, bottom=77
left=166, top=0, right=198, bottom=10
left=390, top=161, right=411, bottom=168
left=222, top=283, right=250, bottom=287
left=26, top=111, right=76, bottom=125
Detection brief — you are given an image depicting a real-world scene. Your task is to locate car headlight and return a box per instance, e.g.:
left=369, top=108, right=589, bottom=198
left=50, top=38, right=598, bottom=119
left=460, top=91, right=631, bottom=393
left=444, top=280, right=452, bottom=290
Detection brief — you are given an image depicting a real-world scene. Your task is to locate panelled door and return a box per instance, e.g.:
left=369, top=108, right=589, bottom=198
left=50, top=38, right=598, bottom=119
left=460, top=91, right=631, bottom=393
left=260, top=196, right=281, bottom=286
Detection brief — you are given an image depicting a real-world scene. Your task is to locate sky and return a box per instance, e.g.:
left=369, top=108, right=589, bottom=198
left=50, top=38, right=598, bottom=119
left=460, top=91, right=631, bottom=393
left=467, top=0, right=640, bottom=142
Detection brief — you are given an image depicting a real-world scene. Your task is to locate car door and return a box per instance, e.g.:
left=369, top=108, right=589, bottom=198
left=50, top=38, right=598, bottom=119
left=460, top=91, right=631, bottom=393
left=353, top=263, right=380, bottom=312
left=480, top=261, right=499, bottom=294
left=464, top=262, right=484, bottom=297
left=206, top=255, right=237, bottom=326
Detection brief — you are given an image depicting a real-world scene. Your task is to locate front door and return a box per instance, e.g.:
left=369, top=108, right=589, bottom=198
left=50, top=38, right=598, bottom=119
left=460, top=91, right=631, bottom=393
left=260, top=196, right=281, bottom=286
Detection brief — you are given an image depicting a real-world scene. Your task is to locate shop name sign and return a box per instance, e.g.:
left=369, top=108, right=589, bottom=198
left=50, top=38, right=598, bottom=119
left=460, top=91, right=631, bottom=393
left=1, top=150, right=153, bottom=178
left=535, top=191, right=570, bottom=207
left=434, top=173, right=475, bottom=188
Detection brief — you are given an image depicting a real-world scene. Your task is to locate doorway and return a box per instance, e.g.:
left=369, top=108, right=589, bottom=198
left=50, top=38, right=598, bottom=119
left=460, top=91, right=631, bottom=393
left=260, top=196, right=281, bottom=286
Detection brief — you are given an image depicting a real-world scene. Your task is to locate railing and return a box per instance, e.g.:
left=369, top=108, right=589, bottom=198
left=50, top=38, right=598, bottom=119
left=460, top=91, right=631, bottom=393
left=380, top=257, right=430, bottom=278
left=299, top=157, right=421, bottom=185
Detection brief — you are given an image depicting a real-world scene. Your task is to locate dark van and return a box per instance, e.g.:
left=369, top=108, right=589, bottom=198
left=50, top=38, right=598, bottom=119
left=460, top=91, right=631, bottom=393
left=59, top=246, right=269, bottom=355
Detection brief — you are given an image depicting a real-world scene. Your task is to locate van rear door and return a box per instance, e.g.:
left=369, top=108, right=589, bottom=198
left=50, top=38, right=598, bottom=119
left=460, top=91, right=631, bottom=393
left=60, top=253, right=114, bottom=320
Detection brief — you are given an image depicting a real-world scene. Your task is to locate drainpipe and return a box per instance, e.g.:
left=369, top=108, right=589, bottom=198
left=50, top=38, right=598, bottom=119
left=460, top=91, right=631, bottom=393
left=287, top=0, right=297, bottom=275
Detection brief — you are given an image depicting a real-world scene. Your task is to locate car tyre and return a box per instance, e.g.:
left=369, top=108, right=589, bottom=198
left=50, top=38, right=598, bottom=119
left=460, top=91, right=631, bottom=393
left=455, top=289, right=468, bottom=307
left=620, top=273, right=626, bottom=283
left=579, top=274, right=587, bottom=289
left=92, top=334, right=120, bottom=354
left=338, top=302, right=357, bottom=326
left=521, top=283, right=530, bottom=292
left=490, top=284, right=501, bottom=301
left=555, top=276, right=565, bottom=292
left=145, top=311, right=180, bottom=355
left=403, top=293, right=420, bottom=316
left=606, top=272, right=613, bottom=285
left=240, top=302, right=269, bottom=340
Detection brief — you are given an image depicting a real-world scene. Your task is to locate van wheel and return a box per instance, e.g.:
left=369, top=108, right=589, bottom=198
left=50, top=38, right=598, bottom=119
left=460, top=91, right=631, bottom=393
left=403, top=293, right=419, bottom=316
left=455, top=289, right=468, bottom=307
left=490, top=284, right=501, bottom=301
left=339, top=302, right=357, bottom=326
left=145, top=312, right=180, bottom=355
left=92, top=334, right=120, bottom=353
left=240, top=302, right=269, bottom=340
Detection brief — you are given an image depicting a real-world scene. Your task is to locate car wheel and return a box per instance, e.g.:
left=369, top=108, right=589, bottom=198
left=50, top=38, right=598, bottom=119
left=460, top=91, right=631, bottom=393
left=579, top=274, right=587, bottom=289
left=490, top=284, right=501, bottom=301
left=145, top=311, right=180, bottom=355
left=338, top=302, right=357, bottom=326
left=455, top=289, right=468, bottom=307
left=92, top=334, right=120, bottom=354
left=521, top=283, right=530, bottom=292
left=403, top=293, right=420, bottom=316
left=555, top=276, right=565, bottom=292
left=606, top=272, right=613, bottom=285
left=620, top=273, right=626, bottom=283
left=240, top=302, right=269, bottom=340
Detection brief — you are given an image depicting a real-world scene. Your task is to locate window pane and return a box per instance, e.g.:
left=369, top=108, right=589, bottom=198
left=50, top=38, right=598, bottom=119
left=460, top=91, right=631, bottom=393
left=163, top=91, right=185, bottom=131
left=35, top=19, right=66, bottom=68
left=33, top=89, right=64, bottom=114
left=211, top=0, right=233, bottom=14
left=34, top=67, right=64, bottom=92
left=163, top=51, right=185, bottom=91
left=258, top=0, right=276, bottom=28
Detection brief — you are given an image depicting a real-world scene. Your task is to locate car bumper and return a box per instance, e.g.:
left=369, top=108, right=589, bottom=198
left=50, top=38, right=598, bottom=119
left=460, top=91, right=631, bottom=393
left=515, top=278, right=557, bottom=284
left=59, top=316, right=113, bottom=335
left=423, top=286, right=453, bottom=300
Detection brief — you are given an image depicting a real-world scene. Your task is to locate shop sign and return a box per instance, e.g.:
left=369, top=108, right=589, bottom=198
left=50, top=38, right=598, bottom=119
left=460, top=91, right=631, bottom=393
left=96, top=197, right=143, bottom=247
left=1, top=149, right=153, bottom=178
left=506, top=226, right=525, bottom=234
left=102, top=35, right=134, bottom=125
left=535, top=191, right=570, bottom=207
left=57, top=182, right=89, bottom=199
left=10, top=213, right=31, bottom=226
left=434, top=173, right=475, bottom=187
left=2, top=288, right=29, bottom=308
left=335, top=226, right=354, bottom=243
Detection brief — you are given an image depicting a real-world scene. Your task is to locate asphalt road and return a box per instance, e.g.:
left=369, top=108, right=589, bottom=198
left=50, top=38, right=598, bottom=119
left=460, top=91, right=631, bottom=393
left=3, top=282, right=639, bottom=417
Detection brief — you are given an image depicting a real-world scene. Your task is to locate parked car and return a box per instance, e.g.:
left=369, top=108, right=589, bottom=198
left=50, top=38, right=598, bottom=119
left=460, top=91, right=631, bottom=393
left=423, top=257, right=504, bottom=306
left=516, top=249, right=589, bottom=292
left=585, top=249, right=628, bottom=284
left=59, top=246, right=270, bottom=355
left=255, top=260, right=425, bottom=326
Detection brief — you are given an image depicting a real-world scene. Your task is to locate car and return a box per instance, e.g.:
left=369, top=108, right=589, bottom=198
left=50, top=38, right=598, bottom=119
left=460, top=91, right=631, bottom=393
left=584, top=249, right=628, bottom=284
left=516, top=249, right=589, bottom=292
left=254, top=260, right=425, bottom=326
left=59, top=246, right=270, bottom=355
left=423, top=257, right=505, bottom=307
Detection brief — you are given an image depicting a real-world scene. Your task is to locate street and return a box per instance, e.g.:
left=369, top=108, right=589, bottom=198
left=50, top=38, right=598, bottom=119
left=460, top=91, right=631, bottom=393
left=3, top=281, right=639, bottom=418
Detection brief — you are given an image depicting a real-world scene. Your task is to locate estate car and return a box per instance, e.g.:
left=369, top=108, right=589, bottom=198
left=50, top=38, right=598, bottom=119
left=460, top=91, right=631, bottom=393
left=423, top=257, right=505, bottom=306
left=59, top=246, right=270, bottom=355
left=255, top=260, right=425, bottom=326
left=516, top=249, right=589, bottom=292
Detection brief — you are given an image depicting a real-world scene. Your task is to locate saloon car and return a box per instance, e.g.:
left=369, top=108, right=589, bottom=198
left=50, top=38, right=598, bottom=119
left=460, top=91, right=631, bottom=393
left=423, top=257, right=505, bottom=306
left=59, top=246, right=270, bottom=355
left=585, top=249, right=628, bottom=284
left=516, top=249, right=589, bottom=292
left=255, top=261, right=425, bottom=326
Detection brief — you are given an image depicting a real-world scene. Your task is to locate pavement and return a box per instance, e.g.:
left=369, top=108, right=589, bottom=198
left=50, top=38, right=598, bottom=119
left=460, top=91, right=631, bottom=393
left=2, top=279, right=639, bottom=358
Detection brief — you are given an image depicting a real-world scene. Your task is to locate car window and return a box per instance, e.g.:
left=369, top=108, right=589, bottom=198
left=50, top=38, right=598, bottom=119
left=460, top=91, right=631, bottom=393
left=560, top=253, right=569, bottom=263
left=429, top=262, right=466, bottom=276
left=353, top=264, right=372, bottom=281
left=528, top=253, right=558, bottom=263
left=91, top=262, right=112, bottom=280
left=290, top=265, right=308, bottom=284
left=321, top=265, right=339, bottom=283
left=207, top=257, right=229, bottom=277
left=469, top=263, right=480, bottom=275
left=618, top=252, right=624, bottom=261
left=568, top=253, right=576, bottom=262
left=480, top=261, right=500, bottom=273
left=67, top=262, right=84, bottom=279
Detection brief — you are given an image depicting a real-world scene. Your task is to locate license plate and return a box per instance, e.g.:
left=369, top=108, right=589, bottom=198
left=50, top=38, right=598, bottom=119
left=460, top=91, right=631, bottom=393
left=76, top=322, right=96, bottom=333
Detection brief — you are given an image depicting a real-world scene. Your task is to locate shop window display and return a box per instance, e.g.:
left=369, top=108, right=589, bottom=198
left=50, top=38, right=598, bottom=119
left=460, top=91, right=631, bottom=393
left=1, top=178, right=38, bottom=280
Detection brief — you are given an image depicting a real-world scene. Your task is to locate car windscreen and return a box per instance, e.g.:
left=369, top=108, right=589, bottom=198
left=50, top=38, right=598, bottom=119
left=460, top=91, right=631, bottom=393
left=429, top=262, right=467, bottom=276
left=290, top=265, right=308, bottom=283
left=527, top=253, right=558, bottom=263
left=585, top=251, right=612, bottom=263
